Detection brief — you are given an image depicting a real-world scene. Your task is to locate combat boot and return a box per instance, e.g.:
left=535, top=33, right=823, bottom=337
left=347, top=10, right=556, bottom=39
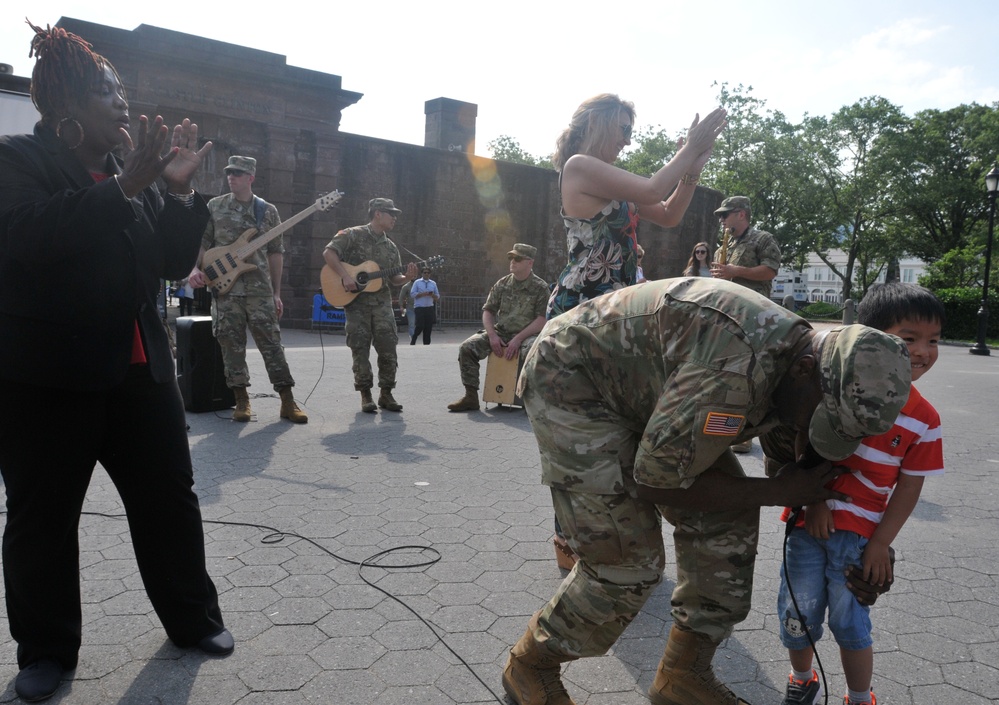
left=378, top=388, right=403, bottom=412
left=447, top=386, right=480, bottom=412
left=278, top=387, right=308, bottom=424
left=502, top=613, right=577, bottom=705
left=649, top=625, right=752, bottom=705
left=360, top=389, right=377, bottom=413
left=232, top=387, right=252, bottom=422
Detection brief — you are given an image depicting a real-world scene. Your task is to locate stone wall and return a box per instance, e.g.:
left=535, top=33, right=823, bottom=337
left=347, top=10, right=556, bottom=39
left=55, top=17, right=724, bottom=327
left=333, top=140, right=562, bottom=297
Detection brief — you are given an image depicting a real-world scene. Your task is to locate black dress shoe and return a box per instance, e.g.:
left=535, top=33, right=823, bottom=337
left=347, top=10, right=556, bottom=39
left=15, top=659, right=63, bottom=702
left=197, top=628, right=235, bottom=656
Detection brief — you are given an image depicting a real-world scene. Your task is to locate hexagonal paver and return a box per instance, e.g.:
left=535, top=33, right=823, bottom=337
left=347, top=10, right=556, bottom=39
left=310, top=636, right=387, bottom=670
left=238, top=653, right=321, bottom=690
left=372, top=619, right=440, bottom=650
left=371, top=649, right=450, bottom=686
left=431, top=605, right=497, bottom=633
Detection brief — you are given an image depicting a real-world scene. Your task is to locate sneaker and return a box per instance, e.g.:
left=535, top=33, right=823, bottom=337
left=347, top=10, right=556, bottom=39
left=781, top=670, right=824, bottom=705
left=843, top=692, right=877, bottom=705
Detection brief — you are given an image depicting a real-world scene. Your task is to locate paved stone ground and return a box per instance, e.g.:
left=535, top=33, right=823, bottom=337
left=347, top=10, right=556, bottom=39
left=0, top=320, right=996, bottom=704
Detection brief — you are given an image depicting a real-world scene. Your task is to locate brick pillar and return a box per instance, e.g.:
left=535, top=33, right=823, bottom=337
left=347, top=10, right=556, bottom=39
left=424, top=98, right=477, bottom=155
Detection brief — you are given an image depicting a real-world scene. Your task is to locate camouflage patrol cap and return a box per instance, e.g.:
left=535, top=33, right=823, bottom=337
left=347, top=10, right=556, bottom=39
left=224, top=156, right=256, bottom=175
left=809, top=324, right=911, bottom=461
left=508, top=243, right=537, bottom=259
left=369, top=197, right=401, bottom=214
left=714, top=196, right=751, bottom=215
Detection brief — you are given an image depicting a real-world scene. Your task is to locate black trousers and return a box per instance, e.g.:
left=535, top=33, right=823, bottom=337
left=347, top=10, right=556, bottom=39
left=0, top=365, right=224, bottom=669
left=412, top=306, right=435, bottom=345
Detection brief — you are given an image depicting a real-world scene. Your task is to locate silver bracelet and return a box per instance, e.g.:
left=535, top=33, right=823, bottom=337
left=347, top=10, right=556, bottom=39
left=168, top=190, right=196, bottom=208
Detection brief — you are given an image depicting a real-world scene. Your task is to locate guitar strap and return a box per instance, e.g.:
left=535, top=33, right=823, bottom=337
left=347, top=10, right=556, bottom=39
left=253, top=196, right=267, bottom=229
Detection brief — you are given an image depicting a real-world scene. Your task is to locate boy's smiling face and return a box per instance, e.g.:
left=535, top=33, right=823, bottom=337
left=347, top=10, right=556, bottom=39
left=884, top=317, right=941, bottom=382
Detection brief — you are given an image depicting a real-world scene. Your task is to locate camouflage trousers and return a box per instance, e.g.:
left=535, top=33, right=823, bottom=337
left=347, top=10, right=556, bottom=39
left=211, top=294, right=294, bottom=390
left=456, top=331, right=537, bottom=389
left=524, top=391, right=759, bottom=657
left=345, top=296, right=399, bottom=391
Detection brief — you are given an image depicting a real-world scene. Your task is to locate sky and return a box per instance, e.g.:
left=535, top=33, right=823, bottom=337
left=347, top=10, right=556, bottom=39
left=1, top=0, right=994, bottom=159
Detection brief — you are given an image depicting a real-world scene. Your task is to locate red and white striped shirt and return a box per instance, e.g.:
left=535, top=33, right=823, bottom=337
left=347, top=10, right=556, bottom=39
left=783, top=385, right=944, bottom=538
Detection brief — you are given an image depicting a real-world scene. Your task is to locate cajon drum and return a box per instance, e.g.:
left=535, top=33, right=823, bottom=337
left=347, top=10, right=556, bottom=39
left=482, top=352, right=523, bottom=406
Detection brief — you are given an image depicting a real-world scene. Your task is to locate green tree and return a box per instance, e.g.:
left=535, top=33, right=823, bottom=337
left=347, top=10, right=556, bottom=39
left=702, top=83, right=825, bottom=268
left=884, top=103, right=999, bottom=262
left=486, top=135, right=553, bottom=169
left=918, top=244, right=988, bottom=289
left=616, top=126, right=679, bottom=177
left=805, top=97, right=913, bottom=301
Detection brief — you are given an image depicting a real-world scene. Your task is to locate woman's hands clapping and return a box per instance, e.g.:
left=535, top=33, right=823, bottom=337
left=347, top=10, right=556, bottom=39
left=162, top=119, right=213, bottom=193
left=117, top=116, right=213, bottom=199
left=682, top=108, right=727, bottom=158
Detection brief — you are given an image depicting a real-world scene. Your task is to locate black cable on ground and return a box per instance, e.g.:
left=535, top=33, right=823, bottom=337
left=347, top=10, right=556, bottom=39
left=301, top=302, right=331, bottom=408
left=68, top=511, right=509, bottom=704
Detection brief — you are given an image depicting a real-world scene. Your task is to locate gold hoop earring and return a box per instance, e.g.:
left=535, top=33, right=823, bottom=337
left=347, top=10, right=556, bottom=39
left=56, top=117, right=85, bottom=150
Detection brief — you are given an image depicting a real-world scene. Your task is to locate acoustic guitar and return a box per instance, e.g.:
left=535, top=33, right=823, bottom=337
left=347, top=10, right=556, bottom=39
left=201, top=190, right=343, bottom=295
left=321, top=255, right=445, bottom=308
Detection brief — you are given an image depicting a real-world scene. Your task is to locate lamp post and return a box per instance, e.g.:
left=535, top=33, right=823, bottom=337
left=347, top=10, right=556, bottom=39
left=970, top=165, right=999, bottom=356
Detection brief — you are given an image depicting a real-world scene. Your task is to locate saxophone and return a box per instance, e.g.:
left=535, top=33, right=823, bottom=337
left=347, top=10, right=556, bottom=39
left=718, top=226, right=731, bottom=265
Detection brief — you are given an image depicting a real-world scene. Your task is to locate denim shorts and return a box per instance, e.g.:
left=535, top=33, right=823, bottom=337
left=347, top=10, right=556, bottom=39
left=777, top=527, right=873, bottom=651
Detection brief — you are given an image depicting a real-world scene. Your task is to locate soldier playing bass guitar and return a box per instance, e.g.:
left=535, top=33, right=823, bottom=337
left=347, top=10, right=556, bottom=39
left=188, top=156, right=325, bottom=424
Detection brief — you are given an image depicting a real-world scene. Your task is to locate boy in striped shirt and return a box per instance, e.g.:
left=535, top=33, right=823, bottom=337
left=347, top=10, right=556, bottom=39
left=777, top=282, right=945, bottom=705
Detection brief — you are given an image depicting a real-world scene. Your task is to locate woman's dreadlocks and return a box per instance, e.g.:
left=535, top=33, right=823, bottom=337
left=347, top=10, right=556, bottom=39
left=26, top=19, right=124, bottom=122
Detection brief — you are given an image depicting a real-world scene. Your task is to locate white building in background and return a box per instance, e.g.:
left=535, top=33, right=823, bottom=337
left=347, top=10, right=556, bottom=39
left=0, top=65, right=37, bottom=136
left=773, top=250, right=928, bottom=306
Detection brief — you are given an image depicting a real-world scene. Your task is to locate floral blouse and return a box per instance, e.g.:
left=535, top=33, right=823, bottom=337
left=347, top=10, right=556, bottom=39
left=547, top=199, right=640, bottom=317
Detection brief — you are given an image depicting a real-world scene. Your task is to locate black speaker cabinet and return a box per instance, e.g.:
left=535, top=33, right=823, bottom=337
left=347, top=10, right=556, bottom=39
left=176, top=316, right=234, bottom=412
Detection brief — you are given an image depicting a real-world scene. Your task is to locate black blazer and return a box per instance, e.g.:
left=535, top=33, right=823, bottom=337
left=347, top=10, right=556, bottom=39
left=0, top=123, right=208, bottom=391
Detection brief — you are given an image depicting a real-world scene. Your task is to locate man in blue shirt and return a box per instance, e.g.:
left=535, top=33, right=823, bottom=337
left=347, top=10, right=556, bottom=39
left=410, top=268, right=440, bottom=345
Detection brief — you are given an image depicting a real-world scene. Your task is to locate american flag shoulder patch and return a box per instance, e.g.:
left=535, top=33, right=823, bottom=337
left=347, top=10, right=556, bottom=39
left=703, top=412, right=745, bottom=436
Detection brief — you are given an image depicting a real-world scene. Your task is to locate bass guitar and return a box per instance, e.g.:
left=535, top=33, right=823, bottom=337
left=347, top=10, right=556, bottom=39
left=321, top=255, right=445, bottom=308
left=202, top=190, right=343, bottom=295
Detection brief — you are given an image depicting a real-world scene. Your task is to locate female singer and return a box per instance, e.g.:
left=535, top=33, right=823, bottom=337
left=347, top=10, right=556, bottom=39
left=0, top=21, right=231, bottom=702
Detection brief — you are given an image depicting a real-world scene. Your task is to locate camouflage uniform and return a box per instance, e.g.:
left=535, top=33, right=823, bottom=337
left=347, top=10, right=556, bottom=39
left=521, top=277, right=815, bottom=657
left=203, top=193, right=294, bottom=390
left=399, top=279, right=416, bottom=338
left=457, top=272, right=549, bottom=388
left=517, top=278, right=910, bottom=661
left=325, top=225, right=403, bottom=390
left=716, top=226, right=781, bottom=298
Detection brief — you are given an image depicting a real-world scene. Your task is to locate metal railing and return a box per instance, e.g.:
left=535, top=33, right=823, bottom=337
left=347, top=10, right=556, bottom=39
left=301, top=294, right=486, bottom=333
left=438, top=295, right=486, bottom=326
left=797, top=298, right=855, bottom=324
